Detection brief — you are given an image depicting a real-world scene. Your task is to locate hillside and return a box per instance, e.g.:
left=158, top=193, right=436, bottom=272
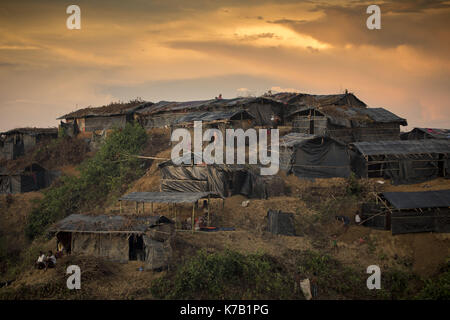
left=0, top=127, right=449, bottom=300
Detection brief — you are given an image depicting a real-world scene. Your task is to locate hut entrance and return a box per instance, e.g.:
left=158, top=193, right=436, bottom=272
left=129, top=234, right=145, bottom=261
left=56, top=232, right=72, bottom=254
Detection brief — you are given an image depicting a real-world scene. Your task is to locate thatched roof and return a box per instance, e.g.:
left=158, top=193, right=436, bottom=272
left=50, top=214, right=173, bottom=233
left=271, top=92, right=367, bottom=108
left=57, top=100, right=152, bottom=119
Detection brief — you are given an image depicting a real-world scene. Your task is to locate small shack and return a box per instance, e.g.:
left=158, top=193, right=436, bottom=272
left=285, top=106, right=407, bottom=143
left=58, top=100, right=151, bottom=132
left=0, top=162, right=50, bottom=194
left=273, top=92, right=407, bottom=143
left=49, top=214, right=174, bottom=269
left=278, top=133, right=352, bottom=178
left=401, top=128, right=450, bottom=140
left=0, top=128, right=58, bottom=160
left=361, top=190, right=450, bottom=235
left=158, top=153, right=284, bottom=199
left=350, top=140, right=450, bottom=184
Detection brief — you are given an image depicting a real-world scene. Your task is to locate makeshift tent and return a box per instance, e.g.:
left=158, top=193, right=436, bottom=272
left=350, top=140, right=450, bottom=184
left=361, top=191, right=450, bottom=235
left=266, top=210, right=296, bottom=236
left=135, top=96, right=285, bottom=128
left=278, top=133, right=352, bottom=178
left=401, top=128, right=450, bottom=140
left=49, top=214, right=174, bottom=269
left=158, top=153, right=284, bottom=199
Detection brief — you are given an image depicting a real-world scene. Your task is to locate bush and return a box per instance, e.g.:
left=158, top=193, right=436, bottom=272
left=346, top=172, right=362, bottom=196
left=151, top=249, right=294, bottom=299
left=416, top=262, right=450, bottom=300
left=25, top=123, right=147, bottom=239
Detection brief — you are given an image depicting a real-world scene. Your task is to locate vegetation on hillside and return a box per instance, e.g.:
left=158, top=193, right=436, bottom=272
left=25, top=123, right=147, bottom=239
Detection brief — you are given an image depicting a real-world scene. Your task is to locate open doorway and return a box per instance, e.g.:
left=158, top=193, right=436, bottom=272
left=129, top=234, right=145, bottom=261
left=56, top=232, right=72, bottom=254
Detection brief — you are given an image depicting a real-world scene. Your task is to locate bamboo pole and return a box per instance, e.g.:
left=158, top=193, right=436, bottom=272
left=192, top=204, right=195, bottom=234
left=207, top=194, right=210, bottom=226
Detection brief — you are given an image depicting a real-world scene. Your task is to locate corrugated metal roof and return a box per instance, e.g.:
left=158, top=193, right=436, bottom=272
left=50, top=214, right=172, bottom=233
left=351, top=140, right=450, bottom=156
left=382, top=190, right=450, bottom=210
left=119, top=191, right=222, bottom=203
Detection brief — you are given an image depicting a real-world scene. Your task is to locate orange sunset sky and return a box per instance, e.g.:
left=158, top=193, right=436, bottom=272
left=0, top=0, right=449, bottom=131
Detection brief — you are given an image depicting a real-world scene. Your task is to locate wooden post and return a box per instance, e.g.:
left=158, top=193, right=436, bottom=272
left=192, top=204, right=195, bottom=234
left=119, top=201, right=122, bottom=214
left=207, top=194, right=210, bottom=226
left=135, top=202, right=138, bottom=214
left=151, top=202, right=154, bottom=214
left=142, top=202, right=144, bottom=214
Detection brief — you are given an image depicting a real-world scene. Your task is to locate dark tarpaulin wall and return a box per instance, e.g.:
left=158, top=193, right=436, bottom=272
left=291, top=137, right=351, bottom=178
left=391, top=213, right=450, bottom=235
left=159, top=162, right=283, bottom=199
left=266, top=210, right=296, bottom=236
left=382, top=190, right=450, bottom=209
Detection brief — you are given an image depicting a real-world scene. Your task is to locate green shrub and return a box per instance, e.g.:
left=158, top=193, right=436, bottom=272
left=346, top=172, right=362, bottom=196
left=25, top=123, right=147, bottom=239
left=151, top=249, right=294, bottom=299
left=416, top=262, right=450, bottom=300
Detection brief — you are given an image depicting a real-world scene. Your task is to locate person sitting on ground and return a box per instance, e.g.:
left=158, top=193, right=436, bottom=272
left=35, top=251, right=46, bottom=270
left=45, top=251, right=57, bottom=270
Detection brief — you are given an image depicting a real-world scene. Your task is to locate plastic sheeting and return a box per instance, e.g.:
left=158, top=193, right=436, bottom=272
left=267, top=210, right=296, bottom=236
left=382, top=190, right=450, bottom=210
left=279, top=134, right=351, bottom=178
left=159, top=162, right=284, bottom=199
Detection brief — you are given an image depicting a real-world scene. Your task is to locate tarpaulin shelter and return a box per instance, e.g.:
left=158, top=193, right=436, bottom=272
left=0, top=162, right=50, bottom=194
left=361, top=190, right=450, bottom=235
left=350, top=140, right=450, bottom=184
left=278, top=133, right=352, bottom=178
left=135, top=96, right=286, bottom=128
left=401, top=128, right=450, bottom=141
left=266, top=210, right=296, bottom=236
left=49, top=214, right=174, bottom=269
left=158, top=153, right=284, bottom=199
